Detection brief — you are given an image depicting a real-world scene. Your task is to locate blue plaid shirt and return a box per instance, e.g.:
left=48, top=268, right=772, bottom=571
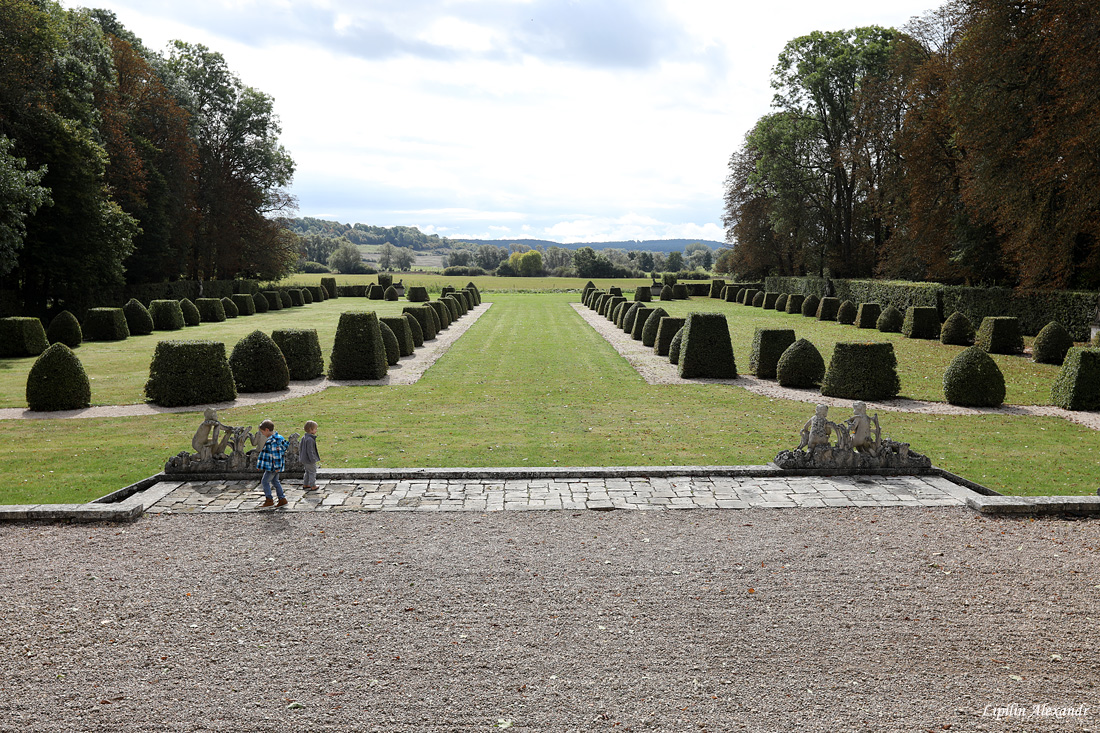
left=255, top=432, right=289, bottom=471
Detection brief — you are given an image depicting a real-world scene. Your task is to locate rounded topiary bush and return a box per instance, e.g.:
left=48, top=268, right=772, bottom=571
left=368, top=284, right=384, bottom=300
left=641, top=307, right=668, bottom=347
left=634, top=286, right=652, bottom=302
left=821, top=342, right=901, bottom=400
left=800, top=294, right=820, bottom=317
left=752, top=291, right=765, bottom=307
left=378, top=321, right=400, bottom=366
left=46, top=310, right=82, bottom=347
left=630, top=306, right=652, bottom=341
left=307, top=285, right=326, bottom=302
left=123, top=299, right=154, bottom=335
left=83, top=308, right=129, bottom=341
left=328, top=311, right=389, bottom=380
left=940, top=312, right=973, bottom=345
left=287, top=289, right=305, bottom=307
left=876, top=305, right=904, bottom=333
left=423, top=303, right=441, bottom=334
left=221, top=296, right=239, bottom=319
left=678, top=313, right=736, bottom=379
left=271, top=328, right=324, bottom=379
left=855, top=303, right=881, bottom=329
left=440, top=295, right=460, bottom=321
left=262, top=291, right=283, bottom=311
left=1051, top=347, right=1100, bottom=411
left=902, top=307, right=939, bottom=340
left=654, top=316, right=684, bottom=357
left=145, top=340, right=236, bottom=406
left=582, top=281, right=596, bottom=301
left=279, top=291, right=293, bottom=308
left=776, top=338, right=826, bottom=388
left=403, top=305, right=437, bottom=340
left=403, top=312, right=424, bottom=347
left=196, top=298, right=227, bottom=322
left=427, top=300, right=452, bottom=329
left=384, top=286, right=399, bottom=301
left=407, top=286, right=429, bottom=302
left=734, top=288, right=747, bottom=304
left=785, top=294, right=805, bottom=315
left=612, top=301, right=627, bottom=327
left=302, top=288, right=314, bottom=304
left=660, top=285, right=674, bottom=301
left=668, top=326, right=685, bottom=365
left=252, top=292, right=269, bottom=314
left=741, top=288, right=759, bottom=305
left=321, top=277, right=338, bottom=299
left=149, top=300, right=185, bottom=331
left=180, top=298, right=202, bottom=325
left=749, top=328, right=796, bottom=380
left=229, top=330, right=290, bottom=393
left=816, top=297, right=840, bottom=321
left=1032, top=321, right=1074, bottom=365
left=446, top=292, right=468, bottom=316
left=943, top=346, right=1005, bottom=407
left=623, top=302, right=646, bottom=334
left=26, top=343, right=91, bottom=411
left=976, top=316, right=1023, bottom=355
left=836, top=300, right=857, bottom=325
left=465, top=282, right=482, bottom=305
left=381, top=316, right=415, bottom=357
left=604, top=296, right=626, bottom=319
left=775, top=293, right=789, bottom=312
left=231, top=293, right=256, bottom=316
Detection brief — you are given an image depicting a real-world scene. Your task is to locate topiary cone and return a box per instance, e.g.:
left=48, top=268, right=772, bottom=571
left=26, top=343, right=91, bottom=411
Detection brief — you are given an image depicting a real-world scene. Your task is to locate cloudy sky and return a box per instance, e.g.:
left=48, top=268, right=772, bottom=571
left=67, top=0, right=937, bottom=243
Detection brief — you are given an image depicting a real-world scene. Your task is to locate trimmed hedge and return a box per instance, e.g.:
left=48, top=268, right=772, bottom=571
left=287, top=289, right=305, bottom=307
left=620, top=302, right=642, bottom=333
left=784, top=294, right=804, bottom=314
left=593, top=293, right=608, bottom=312
left=378, top=321, right=400, bottom=366
left=659, top=285, right=674, bottom=301
left=381, top=316, right=415, bottom=357
left=307, top=285, right=327, bottom=301
left=424, top=303, right=441, bottom=334
left=752, top=291, right=765, bottom=307
left=321, top=277, right=338, bottom=298
left=800, top=294, right=820, bottom=317
left=975, top=316, right=1023, bottom=355
left=734, top=288, right=746, bottom=303
left=876, top=305, right=904, bottom=333
left=609, top=287, right=623, bottom=297
left=641, top=307, right=668, bottom=347
left=123, top=298, right=154, bottom=335
left=668, top=326, right=685, bottom=365
left=47, top=310, right=83, bottom=347
left=145, top=340, right=237, bottom=406
left=338, top=284, right=367, bottom=297
left=196, top=298, right=227, bottom=322
left=1032, top=321, right=1074, bottom=365
left=443, top=294, right=463, bottom=320
left=723, top=286, right=738, bottom=303
left=582, top=281, right=596, bottom=301
left=368, top=284, right=384, bottom=300
left=149, top=300, right=185, bottom=331
left=762, top=292, right=779, bottom=310
left=943, top=346, right=1005, bottom=407
left=231, top=293, right=256, bottom=316
left=279, top=291, right=292, bottom=308
left=262, top=291, right=283, bottom=310
left=449, top=291, right=470, bottom=314
left=403, top=312, right=424, bottom=347
left=940, top=311, right=974, bottom=345
left=836, top=300, right=857, bottom=325
left=272, top=329, right=324, bottom=379
left=302, top=288, right=313, bottom=304
left=742, top=288, right=759, bottom=305
left=816, top=297, right=840, bottom=321
left=902, top=307, right=939, bottom=340
left=654, top=317, right=686, bottom=357
left=854, top=303, right=881, bottom=329
left=229, top=330, right=290, bottom=392
left=776, top=338, right=826, bottom=388
left=407, top=286, right=429, bottom=302
left=252, top=292, right=269, bottom=314
left=221, top=296, right=239, bottom=319
left=749, top=328, right=796, bottom=380
left=180, top=298, right=202, bottom=325
left=328, top=311, right=389, bottom=380
left=821, top=342, right=901, bottom=400
left=428, top=300, right=452, bottom=330
left=612, top=301, right=628, bottom=328
left=775, top=293, right=789, bottom=312
left=83, top=308, right=129, bottom=341
left=634, top=286, right=652, bottom=302
left=1051, top=348, right=1100, bottom=410
left=678, top=313, right=737, bottom=379
left=465, top=282, right=482, bottom=305
left=629, top=306, right=652, bottom=340
left=25, top=343, right=91, bottom=411
left=709, top=280, right=726, bottom=298
left=1, top=316, right=49, bottom=356
left=403, top=306, right=438, bottom=340
left=384, top=286, right=399, bottom=301
left=604, top=296, right=626, bottom=318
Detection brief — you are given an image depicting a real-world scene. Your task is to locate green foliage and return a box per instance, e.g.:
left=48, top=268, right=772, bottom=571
left=940, top=312, right=974, bottom=345
left=640, top=308, right=669, bottom=348
left=306, top=285, right=327, bottom=301
left=196, top=298, right=227, bottom=322
left=301, top=288, right=313, bottom=304
left=287, top=289, right=304, bottom=307
left=821, top=342, right=901, bottom=400
left=380, top=316, right=415, bottom=357
left=368, top=284, right=384, bottom=300
left=943, top=346, right=1006, bottom=407
left=403, top=312, right=424, bottom=347
left=668, top=326, right=685, bottom=365
left=902, top=307, right=939, bottom=340
left=604, top=296, right=626, bottom=318
left=465, top=282, right=482, bottom=305
left=678, top=313, right=737, bottom=379
left=403, top=306, right=438, bottom=340
left=262, top=290, right=283, bottom=310
left=145, top=340, right=236, bottom=406
left=231, top=293, right=256, bottom=316
left=622, top=302, right=645, bottom=333
left=742, top=288, right=760, bottom=305
left=26, top=343, right=90, bottom=411
left=785, top=294, right=804, bottom=314
left=816, top=297, right=840, bottom=321
left=855, top=303, right=881, bottom=329
left=634, top=286, right=652, bottom=302
left=752, top=291, right=765, bottom=307
left=976, top=316, right=1023, bottom=354
left=46, top=310, right=83, bottom=347
left=672, top=283, right=689, bottom=300
left=441, top=295, right=462, bottom=321
left=654, top=317, right=685, bottom=357
left=428, top=300, right=452, bottom=329
left=876, top=305, right=904, bottom=333
left=230, top=330, right=289, bottom=392
left=1031, top=321, right=1074, bottom=365
left=328, top=311, right=388, bottom=380
left=762, top=292, right=779, bottom=309
left=800, top=294, right=820, bottom=317
left=279, top=290, right=292, bottom=308
left=1051, top=348, right=1100, bottom=411
left=148, top=300, right=185, bottom=331
left=271, top=329, right=324, bottom=379
left=321, top=277, right=338, bottom=299
left=0, top=316, right=49, bottom=356
left=378, top=321, right=400, bottom=366
left=582, top=281, right=596, bottom=301
left=220, top=296, right=239, bottom=318
left=384, top=285, right=399, bottom=301
left=749, top=328, right=796, bottom=379
left=659, top=285, right=674, bottom=301
left=776, top=338, right=826, bottom=388
left=180, top=298, right=202, bottom=325
left=252, top=292, right=269, bottom=314
left=609, top=287, right=624, bottom=297
left=735, top=288, right=747, bottom=303
left=629, top=306, right=652, bottom=341
left=83, top=308, right=129, bottom=341
left=708, top=280, right=725, bottom=298
left=122, top=299, right=154, bottom=335
left=611, top=301, right=627, bottom=327
left=722, top=287, right=737, bottom=303
left=407, top=286, right=429, bottom=302
left=775, top=293, right=789, bottom=311
left=836, top=300, right=857, bottom=325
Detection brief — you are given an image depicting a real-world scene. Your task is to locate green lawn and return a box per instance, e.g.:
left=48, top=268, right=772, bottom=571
left=0, top=292, right=1097, bottom=504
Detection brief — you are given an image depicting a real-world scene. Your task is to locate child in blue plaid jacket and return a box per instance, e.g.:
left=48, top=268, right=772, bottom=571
left=255, top=418, right=290, bottom=508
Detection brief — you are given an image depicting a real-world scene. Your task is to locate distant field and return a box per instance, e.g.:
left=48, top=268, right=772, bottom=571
left=282, top=273, right=659, bottom=293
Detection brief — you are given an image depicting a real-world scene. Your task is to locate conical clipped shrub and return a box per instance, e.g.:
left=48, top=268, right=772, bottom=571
left=279, top=291, right=292, bottom=308
left=582, top=281, right=596, bottom=301
left=678, top=313, right=736, bottom=378
left=943, top=346, right=1005, bottom=407
left=877, top=305, right=904, bottom=333
left=272, top=328, right=324, bottom=379
left=976, top=316, right=1023, bottom=354
left=407, top=286, right=429, bottom=302
left=785, top=294, right=804, bottom=314
left=749, top=328, right=796, bottom=380
left=821, top=342, right=901, bottom=400
left=83, top=308, right=129, bottom=341
left=1, top=316, right=50, bottom=356
left=427, top=300, right=452, bottom=329
left=221, top=296, right=239, bottom=318
left=149, top=300, right=185, bottom=331
left=591, top=292, right=607, bottom=311
left=659, top=285, right=674, bottom=301
left=855, top=303, right=881, bottom=329
left=196, top=298, right=227, bottom=322
left=752, top=291, right=765, bottom=307
left=252, top=292, right=270, bottom=314
left=775, top=293, right=789, bottom=312
left=180, top=298, right=202, bottom=325
left=623, top=302, right=646, bottom=334
left=384, top=286, right=399, bottom=301
left=46, top=310, right=82, bottom=347
left=741, top=288, right=759, bottom=305
left=612, top=301, right=627, bottom=327
left=145, top=341, right=236, bottom=406
left=403, top=305, right=437, bottom=340
left=306, top=285, right=326, bottom=302
left=653, top=316, right=685, bottom=357
left=123, top=299, right=154, bottom=336
left=800, top=294, right=820, bottom=317
left=641, top=308, right=669, bottom=347
left=734, top=288, right=747, bottom=303
left=902, top=307, right=939, bottom=340
left=816, top=297, right=840, bottom=321
left=262, top=290, right=284, bottom=310
left=1051, top=347, right=1100, bottom=410
left=302, top=288, right=313, bottom=304
left=668, top=326, right=686, bottom=365
left=940, top=311, right=973, bottom=345
left=368, top=284, right=384, bottom=300
left=444, top=293, right=465, bottom=317
left=423, top=303, right=441, bottom=334
left=231, top=293, right=256, bottom=316
left=287, top=289, right=304, bottom=306
left=604, top=296, right=626, bottom=318
left=26, top=343, right=91, bottom=411
left=378, top=321, right=400, bottom=366
left=230, top=330, right=290, bottom=392
left=378, top=273, right=393, bottom=290
left=403, top=311, right=424, bottom=346
left=723, top=286, right=738, bottom=303
left=836, top=300, right=857, bottom=325
left=465, top=282, right=482, bottom=305
left=630, top=306, right=652, bottom=341
left=776, top=338, right=826, bottom=388
left=1032, top=321, right=1074, bottom=365
left=763, top=292, right=779, bottom=309
left=381, top=316, right=415, bottom=356
left=321, top=277, right=338, bottom=299
left=634, top=286, right=652, bottom=302
left=709, top=280, right=726, bottom=298
left=328, top=311, right=388, bottom=380
left=609, top=286, right=623, bottom=297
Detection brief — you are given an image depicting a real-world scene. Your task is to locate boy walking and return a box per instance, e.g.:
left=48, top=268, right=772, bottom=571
left=300, top=420, right=321, bottom=490
left=255, top=419, right=289, bottom=508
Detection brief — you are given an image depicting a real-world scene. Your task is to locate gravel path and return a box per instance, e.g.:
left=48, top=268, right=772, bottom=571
left=574, top=303, right=1100, bottom=432
left=1, top=509, right=1097, bottom=732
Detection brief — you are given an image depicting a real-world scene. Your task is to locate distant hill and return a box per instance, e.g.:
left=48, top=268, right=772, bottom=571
left=452, top=238, right=727, bottom=253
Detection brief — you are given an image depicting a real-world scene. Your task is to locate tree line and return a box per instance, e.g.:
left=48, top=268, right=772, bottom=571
left=722, top=0, right=1100, bottom=290
left=286, top=218, right=456, bottom=251
left=0, top=1, right=295, bottom=316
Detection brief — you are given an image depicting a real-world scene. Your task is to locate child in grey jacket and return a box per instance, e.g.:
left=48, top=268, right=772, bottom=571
left=300, top=420, right=321, bottom=490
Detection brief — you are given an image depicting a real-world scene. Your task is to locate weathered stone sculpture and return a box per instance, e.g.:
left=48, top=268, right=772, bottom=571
left=776, top=402, right=931, bottom=470
left=166, top=409, right=301, bottom=474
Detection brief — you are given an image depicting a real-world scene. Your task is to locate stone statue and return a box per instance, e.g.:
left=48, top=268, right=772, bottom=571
left=797, top=404, right=837, bottom=451
left=844, top=402, right=881, bottom=456
left=775, top=401, right=931, bottom=471
left=166, top=413, right=302, bottom=474
left=191, top=408, right=229, bottom=461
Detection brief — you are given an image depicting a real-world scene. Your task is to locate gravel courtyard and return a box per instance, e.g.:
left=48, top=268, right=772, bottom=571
left=2, top=508, right=1097, bottom=732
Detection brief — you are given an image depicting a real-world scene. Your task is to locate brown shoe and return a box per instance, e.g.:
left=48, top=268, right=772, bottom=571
left=258, top=498, right=274, bottom=508
left=276, top=497, right=288, bottom=507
